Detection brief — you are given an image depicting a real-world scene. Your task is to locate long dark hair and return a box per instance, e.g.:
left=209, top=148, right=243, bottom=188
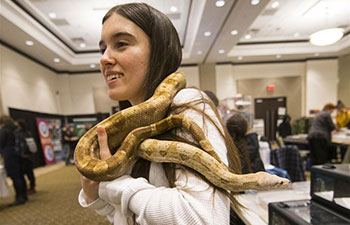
left=226, top=113, right=253, bottom=174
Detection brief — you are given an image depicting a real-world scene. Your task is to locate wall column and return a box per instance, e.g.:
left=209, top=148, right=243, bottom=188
left=198, top=63, right=216, bottom=93
left=338, top=54, right=350, bottom=107
left=305, top=59, right=338, bottom=115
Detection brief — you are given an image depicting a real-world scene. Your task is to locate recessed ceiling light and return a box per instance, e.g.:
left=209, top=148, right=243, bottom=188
left=251, top=0, right=260, bottom=6
left=309, top=28, right=344, bottom=46
left=238, top=56, right=243, bottom=60
left=25, top=40, right=34, bottom=46
left=79, top=43, right=86, bottom=48
left=204, top=31, right=211, bottom=37
left=271, top=1, right=279, bottom=8
left=294, top=32, right=300, bottom=37
left=170, top=6, right=178, bottom=12
left=216, top=0, right=225, bottom=7
left=276, top=54, right=281, bottom=58
left=197, top=50, right=203, bottom=55
left=231, top=30, right=238, bottom=35
left=48, top=12, right=56, bottom=19
left=245, top=34, right=252, bottom=39
left=90, top=64, right=96, bottom=68
left=53, top=58, right=60, bottom=63
left=218, top=49, right=225, bottom=54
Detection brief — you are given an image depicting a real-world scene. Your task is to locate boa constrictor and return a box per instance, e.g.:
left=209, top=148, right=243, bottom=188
left=75, top=72, right=290, bottom=192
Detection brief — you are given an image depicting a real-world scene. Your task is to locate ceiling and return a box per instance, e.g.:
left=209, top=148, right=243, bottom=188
left=1, top=0, right=349, bottom=73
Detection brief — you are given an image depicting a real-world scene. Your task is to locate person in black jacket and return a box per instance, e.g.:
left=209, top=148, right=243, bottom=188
left=226, top=112, right=265, bottom=173
left=278, top=114, right=292, bottom=138
left=307, top=103, right=337, bottom=165
left=0, top=115, right=27, bottom=206
left=15, top=119, right=36, bottom=194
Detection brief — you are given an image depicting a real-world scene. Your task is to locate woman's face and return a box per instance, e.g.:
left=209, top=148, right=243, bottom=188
left=99, top=13, right=151, bottom=105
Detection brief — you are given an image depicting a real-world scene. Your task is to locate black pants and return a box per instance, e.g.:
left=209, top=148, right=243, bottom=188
left=308, top=137, right=330, bottom=165
left=22, top=158, right=35, bottom=189
left=9, top=172, right=27, bottom=201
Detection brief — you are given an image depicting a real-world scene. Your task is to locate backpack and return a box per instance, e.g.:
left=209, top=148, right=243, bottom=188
left=13, top=131, right=31, bottom=158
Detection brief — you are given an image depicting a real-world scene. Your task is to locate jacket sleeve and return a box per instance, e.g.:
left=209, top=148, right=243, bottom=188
left=325, top=113, right=336, bottom=132
left=78, top=189, right=115, bottom=223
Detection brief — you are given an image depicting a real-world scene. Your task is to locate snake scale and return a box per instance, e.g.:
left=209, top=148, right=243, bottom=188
left=75, top=72, right=290, bottom=192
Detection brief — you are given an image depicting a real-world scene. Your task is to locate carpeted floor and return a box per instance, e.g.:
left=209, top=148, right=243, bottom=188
left=0, top=164, right=109, bottom=225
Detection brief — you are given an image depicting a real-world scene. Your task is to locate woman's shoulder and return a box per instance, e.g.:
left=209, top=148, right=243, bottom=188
left=173, top=88, right=203, bottom=105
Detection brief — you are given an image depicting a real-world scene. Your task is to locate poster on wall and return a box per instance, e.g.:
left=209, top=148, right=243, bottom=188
left=72, top=117, right=97, bottom=138
left=46, top=118, right=63, bottom=152
left=36, top=118, right=56, bottom=165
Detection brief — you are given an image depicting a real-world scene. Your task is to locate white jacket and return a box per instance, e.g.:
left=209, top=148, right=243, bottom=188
left=78, top=88, right=230, bottom=225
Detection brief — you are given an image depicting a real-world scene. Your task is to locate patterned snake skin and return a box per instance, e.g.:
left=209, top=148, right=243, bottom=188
left=74, top=72, right=290, bottom=192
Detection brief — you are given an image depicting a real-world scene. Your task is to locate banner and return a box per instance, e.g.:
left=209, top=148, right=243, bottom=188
left=46, top=118, right=63, bottom=152
left=72, top=117, right=97, bottom=138
left=36, top=118, right=56, bottom=165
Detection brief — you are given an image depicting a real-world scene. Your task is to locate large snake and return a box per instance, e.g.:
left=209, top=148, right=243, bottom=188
left=75, top=72, right=290, bottom=192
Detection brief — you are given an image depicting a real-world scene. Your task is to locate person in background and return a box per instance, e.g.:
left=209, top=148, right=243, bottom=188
left=203, top=90, right=219, bottom=107
left=277, top=114, right=292, bottom=138
left=62, top=124, right=79, bottom=166
left=15, top=119, right=37, bottom=194
left=61, top=124, right=71, bottom=165
left=0, top=115, right=28, bottom=206
left=307, top=103, right=337, bottom=165
left=335, top=100, right=350, bottom=129
left=78, top=3, right=242, bottom=224
left=77, top=123, right=92, bottom=138
left=226, top=113, right=265, bottom=174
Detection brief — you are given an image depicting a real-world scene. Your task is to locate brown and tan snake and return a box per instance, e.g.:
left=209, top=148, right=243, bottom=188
left=74, top=72, right=290, bottom=192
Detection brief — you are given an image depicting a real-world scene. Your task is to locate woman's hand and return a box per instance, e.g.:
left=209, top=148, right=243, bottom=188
left=80, top=126, right=112, bottom=203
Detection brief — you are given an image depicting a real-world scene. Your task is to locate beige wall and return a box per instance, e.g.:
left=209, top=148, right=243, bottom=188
left=338, top=54, right=350, bottom=107
left=0, top=45, right=59, bottom=115
left=198, top=63, right=216, bottom=92
left=216, top=62, right=306, bottom=118
left=178, top=66, right=200, bottom=88
left=305, top=59, right=338, bottom=114
left=0, top=44, right=342, bottom=119
left=215, top=64, right=237, bottom=101
left=237, top=76, right=302, bottom=122
left=0, top=50, right=2, bottom=116
left=92, top=86, right=118, bottom=114
left=216, top=60, right=339, bottom=117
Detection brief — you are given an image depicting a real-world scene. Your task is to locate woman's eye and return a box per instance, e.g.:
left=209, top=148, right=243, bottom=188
left=116, top=42, right=128, bottom=48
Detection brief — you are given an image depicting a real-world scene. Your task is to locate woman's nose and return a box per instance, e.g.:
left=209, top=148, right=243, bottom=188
left=100, top=49, right=115, bottom=67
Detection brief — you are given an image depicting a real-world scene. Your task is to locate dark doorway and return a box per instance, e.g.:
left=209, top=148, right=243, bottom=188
left=255, top=97, right=286, bottom=141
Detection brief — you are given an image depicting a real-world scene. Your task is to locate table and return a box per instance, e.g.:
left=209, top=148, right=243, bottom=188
left=284, top=129, right=350, bottom=146
left=332, top=128, right=350, bottom=145
left=236, top=181, right=310, bottom=225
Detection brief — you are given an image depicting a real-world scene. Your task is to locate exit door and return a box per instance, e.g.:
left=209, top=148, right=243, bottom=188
left=254, top=97, right=286, bottom=141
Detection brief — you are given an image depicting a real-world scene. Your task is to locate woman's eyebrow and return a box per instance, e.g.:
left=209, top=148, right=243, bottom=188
left=99, top=32, right=135, bottom=48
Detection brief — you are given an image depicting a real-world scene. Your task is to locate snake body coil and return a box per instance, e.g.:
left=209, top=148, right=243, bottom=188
left=75, top=72, right=290, bottom=191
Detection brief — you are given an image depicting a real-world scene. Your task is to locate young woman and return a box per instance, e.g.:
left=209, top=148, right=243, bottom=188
left=226, top=113, right=265, bottom=174
left=79, top=3, right=242, bottom=224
